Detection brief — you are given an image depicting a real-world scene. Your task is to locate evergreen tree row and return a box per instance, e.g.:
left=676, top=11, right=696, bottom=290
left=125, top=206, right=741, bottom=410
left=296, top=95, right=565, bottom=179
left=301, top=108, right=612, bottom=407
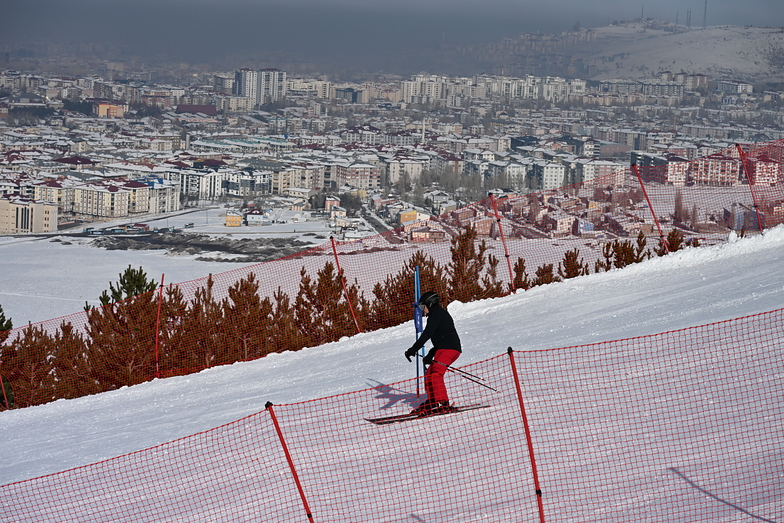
left=0, top=227, right=690, bottom=409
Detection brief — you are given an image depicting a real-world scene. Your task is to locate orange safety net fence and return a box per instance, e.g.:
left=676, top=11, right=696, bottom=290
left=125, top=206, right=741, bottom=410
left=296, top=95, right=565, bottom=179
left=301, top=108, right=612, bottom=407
left=0, top=139, right=783, bottom=408
left=1, top=307, right=781, bottom=521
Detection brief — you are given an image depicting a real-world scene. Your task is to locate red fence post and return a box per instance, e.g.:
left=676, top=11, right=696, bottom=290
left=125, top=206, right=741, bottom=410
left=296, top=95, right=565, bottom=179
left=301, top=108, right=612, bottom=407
left=489, top=194, right=516, bottom=289
left=153, top=274, right=165, bottom=379
left=630, top=164, right=669, bottom=254
left=735, top=143, right=765, bottom=232
left=507, top=347, right=546, bottom=523
left=0, top=374, right=11, bottom=410
left=266, top=402, right=315, bottom=521
left=330, top=236, right=362, bottom=334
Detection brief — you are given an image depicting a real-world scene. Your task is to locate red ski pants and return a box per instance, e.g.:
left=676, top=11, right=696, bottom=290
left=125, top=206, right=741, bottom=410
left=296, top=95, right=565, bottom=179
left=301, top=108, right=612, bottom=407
left=425, top=349, right=461, bottom=403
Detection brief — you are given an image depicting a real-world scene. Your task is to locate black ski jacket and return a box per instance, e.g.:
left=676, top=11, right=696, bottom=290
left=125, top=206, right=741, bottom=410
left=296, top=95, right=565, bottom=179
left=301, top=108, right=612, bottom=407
left=409, top=303, right=462, bottom=354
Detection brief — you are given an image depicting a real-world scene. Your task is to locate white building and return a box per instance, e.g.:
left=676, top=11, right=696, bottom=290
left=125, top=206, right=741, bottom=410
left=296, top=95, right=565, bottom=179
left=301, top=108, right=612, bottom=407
left=258, top=69, right=287, bottom=104
left=385, top=157, right=426, bottom=185
left=534, top=161, right=566, bottom=190
left=233, top=69, right=258, bottom=101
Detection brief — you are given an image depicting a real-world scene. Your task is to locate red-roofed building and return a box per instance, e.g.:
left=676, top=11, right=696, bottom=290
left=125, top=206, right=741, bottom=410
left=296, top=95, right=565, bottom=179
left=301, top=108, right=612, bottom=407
left=54, top=156, right=97, bottom=170
left=176, top=105, right=218, bottom=116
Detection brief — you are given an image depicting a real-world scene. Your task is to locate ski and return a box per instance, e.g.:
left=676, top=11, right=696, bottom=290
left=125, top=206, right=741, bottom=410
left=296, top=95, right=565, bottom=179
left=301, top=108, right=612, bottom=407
left=364, top=404, right=489, bottom=425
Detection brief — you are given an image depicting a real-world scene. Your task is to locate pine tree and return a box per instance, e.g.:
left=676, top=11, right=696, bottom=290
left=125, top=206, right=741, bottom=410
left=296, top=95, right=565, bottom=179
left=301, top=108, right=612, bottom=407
left=673, top=189, right=687, bottom=224
left=595, top=242, right=614, bottom=272
left=597, top=232, right=651, bottom=271
left=655, top=229, right=686, bottom=256
left=0, top=325, right=56, bottom=408
left=268, top=288, right=300, bottom=355
left=447, top=226, right=491, bottom=303
left=50, top=322, right=98, bottom=400
left=531, top=263, right=560, bottom=287
left=147, top=284, right=189, bottom=377
left=0, top=303, right=12, bottom=345
left=558, top=248, right=590, bottom=280
left=85, top=265, right=158, bottom=310
left=479, top=254, right=506, bottom=299
left=220, top=273, right=275, bottom=362
left=690, top=203, right=699, bottom=227
left=633, top=231, right=651, bottom=264
left=511, top=257, right=531, bottom=292
left=85, top=284, right=160, bottom=390
left=294, top=262, right=363, bottom=347
left=167, top=275, right=225, bottom=372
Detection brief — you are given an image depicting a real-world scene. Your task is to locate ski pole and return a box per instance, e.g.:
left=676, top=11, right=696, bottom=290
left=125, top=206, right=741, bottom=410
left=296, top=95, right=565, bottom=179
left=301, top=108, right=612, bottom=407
left=444, top=363, right=486, bottom=381
left=416, top=353, right=487, bottom=381
left=419, top=355, right=499, bottom=393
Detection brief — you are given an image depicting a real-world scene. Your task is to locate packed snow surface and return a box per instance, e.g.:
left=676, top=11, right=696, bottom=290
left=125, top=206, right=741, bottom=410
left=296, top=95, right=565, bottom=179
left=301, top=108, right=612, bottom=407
left=1, top=226, right=782, bottom=487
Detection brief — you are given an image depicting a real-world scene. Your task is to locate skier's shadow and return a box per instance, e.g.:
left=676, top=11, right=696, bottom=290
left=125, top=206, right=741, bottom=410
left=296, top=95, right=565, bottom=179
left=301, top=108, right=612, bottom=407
left=669, top=468, right=778, bottom=522
left=365, top=379, right=422, bottom=411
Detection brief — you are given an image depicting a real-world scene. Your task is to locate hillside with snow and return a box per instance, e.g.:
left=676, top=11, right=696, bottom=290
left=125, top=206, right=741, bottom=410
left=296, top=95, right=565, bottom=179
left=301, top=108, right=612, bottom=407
left=574, top=22, right=784, bottom=82
left=0, top=226, right=782, bottom=520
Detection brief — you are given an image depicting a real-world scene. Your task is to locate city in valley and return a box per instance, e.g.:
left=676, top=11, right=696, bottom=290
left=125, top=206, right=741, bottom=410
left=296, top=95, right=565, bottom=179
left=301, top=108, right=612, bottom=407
left=1, top=20, right=783, bottom=247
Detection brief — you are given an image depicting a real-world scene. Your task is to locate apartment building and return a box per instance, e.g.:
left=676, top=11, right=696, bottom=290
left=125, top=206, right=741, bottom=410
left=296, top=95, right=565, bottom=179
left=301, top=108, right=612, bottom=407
left=145, top=178, right=181, bottom=214
left=124, top=180, right=152, bottom=214
left=663, top=155, right=690, bottom=186
left=692, top=153, right=741, bottom=186
left=336, top=162, right=381, bottom=192
left=717, top=80, right=754, bottom=94
left=533, top=161, right=567, bottom=190
left=630, top=151, right=689, bottom=186
left=164, top=169, right=226, bottom=201
left=475, top=74, right=586, bottom=102
left=96, top=102, right=127, bottom=118
left=385, top=156, right=427, bottom=185
left=233, top=68, right=258, bottom=101
left=287, top=162, right=325, bottom=190
left=258, top=69, right=287, bottom=104
left=73, top=183, right=130, bottom=218
left=214, top=95, right=255, bottom=113
left=233, top=68, right=288, bottom=106
left=660, top=72, right=709, bottom=90
left=33, top=178, right=77, bottom=213
left=0, top=195, right=58, bottom=234
left=212, top=73, right=235, bottom=95
left=401, top=76, right=448, bottom=104
left=267, top=166, right=296, bottom=195
left=287, top=79, right=332, bottom=99
left=485, top=160, right=530, bottom=191
left=340, top=125, right=383, bottom=145
left=746, top=156, right=781, bottom=186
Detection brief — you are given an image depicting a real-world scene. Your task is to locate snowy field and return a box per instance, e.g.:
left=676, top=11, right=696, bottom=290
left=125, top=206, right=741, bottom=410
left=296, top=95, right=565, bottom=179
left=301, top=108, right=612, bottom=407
left=0, top=223, right=782, bottom=520
left=0, top=207, right=340, bottom=325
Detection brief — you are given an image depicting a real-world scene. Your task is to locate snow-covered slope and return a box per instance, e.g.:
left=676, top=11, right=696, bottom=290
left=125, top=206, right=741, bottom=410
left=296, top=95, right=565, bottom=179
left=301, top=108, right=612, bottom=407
left=1, top=226, right=783, bottom=487
left=575, top=22, right=784, bottom=82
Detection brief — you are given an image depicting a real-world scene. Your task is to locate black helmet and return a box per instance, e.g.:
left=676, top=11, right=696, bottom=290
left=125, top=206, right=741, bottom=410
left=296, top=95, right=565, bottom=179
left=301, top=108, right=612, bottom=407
left=418, top=291, right=439, bottom=309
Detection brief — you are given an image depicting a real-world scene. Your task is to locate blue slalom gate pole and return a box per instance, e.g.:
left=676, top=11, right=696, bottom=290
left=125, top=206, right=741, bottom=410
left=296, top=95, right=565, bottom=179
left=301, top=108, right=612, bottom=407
left=413, top=266, right=424, bottom=396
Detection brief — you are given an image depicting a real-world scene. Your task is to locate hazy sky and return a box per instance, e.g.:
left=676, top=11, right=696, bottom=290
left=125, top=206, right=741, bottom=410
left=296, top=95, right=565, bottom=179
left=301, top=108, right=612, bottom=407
left=4, top=0, right=783, bottom=75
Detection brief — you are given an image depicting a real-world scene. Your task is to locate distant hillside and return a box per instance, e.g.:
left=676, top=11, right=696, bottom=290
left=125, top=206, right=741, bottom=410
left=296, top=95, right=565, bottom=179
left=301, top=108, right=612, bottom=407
left=574, top=21, right=784, bottom=83
left=441, top=20, right=784, bottom=85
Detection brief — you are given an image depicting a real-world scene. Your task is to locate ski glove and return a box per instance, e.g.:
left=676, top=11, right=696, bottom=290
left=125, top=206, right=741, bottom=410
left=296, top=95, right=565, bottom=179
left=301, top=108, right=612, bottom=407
left=423, top=349, right=436, bottom=366
left=404, top=347, right=418, bottom=362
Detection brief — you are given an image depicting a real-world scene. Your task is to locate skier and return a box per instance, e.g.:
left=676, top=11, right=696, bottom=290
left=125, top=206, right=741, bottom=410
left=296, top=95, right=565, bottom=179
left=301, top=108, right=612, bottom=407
left=404, top=291, right=461, bottom=415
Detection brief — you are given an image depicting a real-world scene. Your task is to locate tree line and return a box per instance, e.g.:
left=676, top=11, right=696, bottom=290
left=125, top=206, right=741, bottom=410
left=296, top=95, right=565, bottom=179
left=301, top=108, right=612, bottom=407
left=0, top=227, right=690, bottom=409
